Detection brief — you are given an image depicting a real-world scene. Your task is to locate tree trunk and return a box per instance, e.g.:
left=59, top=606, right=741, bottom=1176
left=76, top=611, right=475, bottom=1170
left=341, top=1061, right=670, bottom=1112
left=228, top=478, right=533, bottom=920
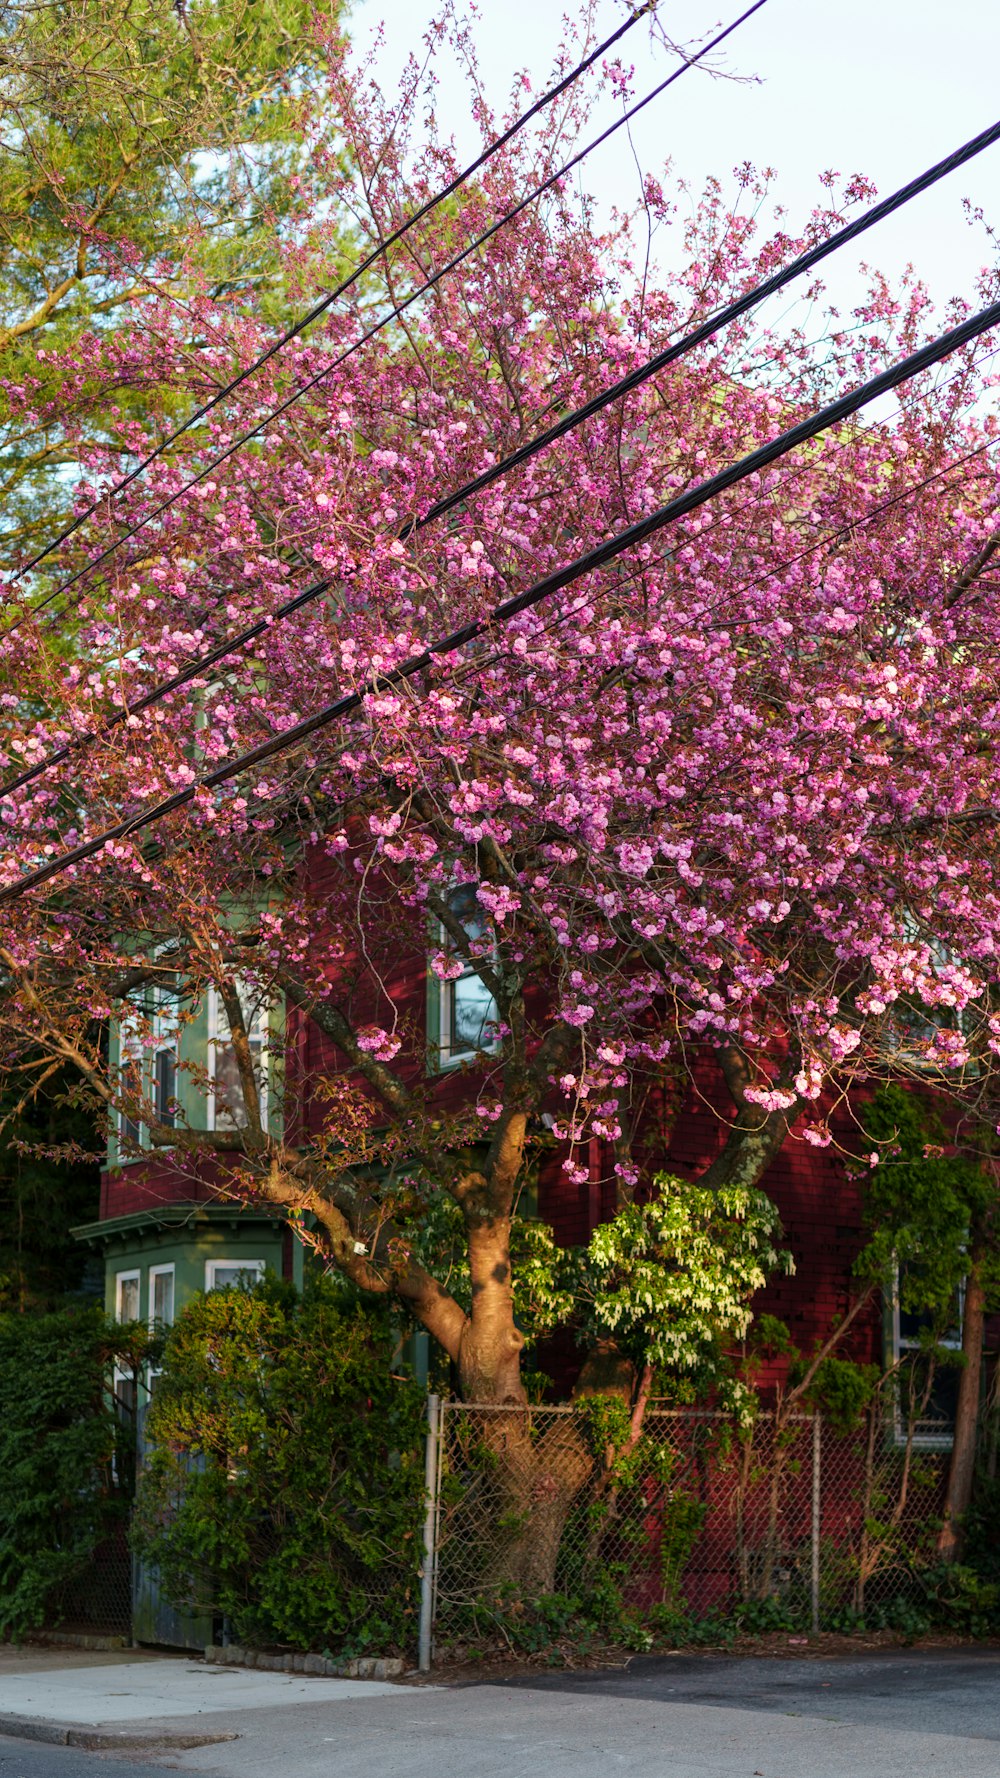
left=492, top=1415, right=594, bottom=1594
left=451, top=1212, right=593, bottom=1594
left=458, top=1216, right=526, bottom=1405
left=937, top=1263, right=985, bottom=1561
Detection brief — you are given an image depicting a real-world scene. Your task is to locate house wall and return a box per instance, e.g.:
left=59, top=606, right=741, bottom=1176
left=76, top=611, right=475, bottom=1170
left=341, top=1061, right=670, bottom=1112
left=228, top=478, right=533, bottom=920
left=75, top=1207, right=304, bottom=1340
left=99, top=1223, right=293, bottom=1323
left=92, top=878, right=886, bottom=1396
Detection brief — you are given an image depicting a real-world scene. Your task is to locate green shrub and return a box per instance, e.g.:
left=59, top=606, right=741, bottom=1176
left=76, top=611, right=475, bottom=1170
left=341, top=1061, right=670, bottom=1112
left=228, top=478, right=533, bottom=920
left=916, top=1561, right=1000, bottom=1637
left=0, top=1308, right=141, bottom=1640
left=963, top=1472, right=1000, bottom=1587
left=131, top=1277, right=426, bottom=1653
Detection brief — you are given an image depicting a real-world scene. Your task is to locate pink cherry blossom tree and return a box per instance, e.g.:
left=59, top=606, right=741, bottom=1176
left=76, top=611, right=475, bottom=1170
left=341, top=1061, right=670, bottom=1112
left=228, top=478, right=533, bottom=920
left=1, top=7, right=999, bottom=1480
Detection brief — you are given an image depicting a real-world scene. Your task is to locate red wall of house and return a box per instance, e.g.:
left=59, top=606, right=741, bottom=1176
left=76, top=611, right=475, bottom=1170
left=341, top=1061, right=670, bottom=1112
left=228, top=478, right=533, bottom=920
left=102, top=912, right=883, bottom=1390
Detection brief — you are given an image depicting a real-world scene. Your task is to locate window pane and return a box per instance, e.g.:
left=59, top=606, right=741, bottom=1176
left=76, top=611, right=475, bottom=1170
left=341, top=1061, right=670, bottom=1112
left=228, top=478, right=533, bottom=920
left=152, top=987, right=178, bottom=1043
left=151, top=1270, right=174, bottom=1326
left=898, top=1352, right=961, bottom=1430
left=448, top=883, right=487, bottom=943
left=154, top=1047, right=176, bottom=1127
left=212, top=981, right=267, bottom=1130
left=450, top=974, right=496, bottom=1052
left=120, top=1109, right=142, bottom=1149
left=120, top=1054, right=142, bottom=1149
left=208, top=1262, right=262, bottom=1292
left=215, top=1043, right=250, bottom=1127
left=114, top=1370, right=137, bottom=1420
left=117, top=1274, right=140, bottom=1321
left=898, top=1265, right=962, bottom=1345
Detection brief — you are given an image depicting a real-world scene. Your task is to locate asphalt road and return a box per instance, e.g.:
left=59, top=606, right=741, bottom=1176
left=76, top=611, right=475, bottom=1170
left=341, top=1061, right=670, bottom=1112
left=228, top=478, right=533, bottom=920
left=1, top=1647, right=997, bottom=1778
left=0, top=1746, right=178, bottom=1778
left=494, top=1646, right=1000, bottom=1741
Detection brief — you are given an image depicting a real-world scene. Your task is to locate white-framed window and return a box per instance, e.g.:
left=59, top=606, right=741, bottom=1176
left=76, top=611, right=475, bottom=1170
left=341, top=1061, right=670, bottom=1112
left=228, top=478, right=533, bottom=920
left=147, top=1263, right=175, bottom=1395
left=117, top=1015, right=144, bottom=1156
left=889, top=1265, right=964, bottom=1448
left=208, top=979, right=270, bottom=1131
left=151, top=988, right=179, bottom=1129
left=116, top=986, right=179, bottom=1156
left=111, top=1362, right=139, bottom=1423
left=205, top=1258, right=265, bottom=1293
left=433, top=885, right=499, bottom=1069
left=112, top=1269, right=142, bottom=1427
left=148, top=1263, right=175, bottom=1330
left=115, top=1268, right=141, bottom=1323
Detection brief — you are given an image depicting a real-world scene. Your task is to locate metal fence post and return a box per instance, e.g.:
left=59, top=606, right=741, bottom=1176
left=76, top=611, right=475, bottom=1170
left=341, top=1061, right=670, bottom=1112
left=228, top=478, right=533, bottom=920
left=811, top=1411, right=822, bottom=1635
left=418, top=1393, right=441, bottom=1673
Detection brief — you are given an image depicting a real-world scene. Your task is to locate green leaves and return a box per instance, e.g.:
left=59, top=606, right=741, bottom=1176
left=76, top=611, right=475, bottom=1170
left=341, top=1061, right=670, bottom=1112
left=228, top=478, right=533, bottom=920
left=857, top=1084, right=999, bottom=1324
left=0, top=0, right=344, bottom=567
left=131, top=1276, right=426, bottom=1652
left=574, top=1174, right=790, bottom=1391
left=0, top=1307, right=142, bottom=1639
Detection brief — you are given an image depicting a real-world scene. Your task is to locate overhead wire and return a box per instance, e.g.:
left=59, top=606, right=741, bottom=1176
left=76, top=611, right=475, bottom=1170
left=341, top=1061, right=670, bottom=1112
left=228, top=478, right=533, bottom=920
left=4, top=286, right=1000, bottom=908
left=11, top=0, right=770, bottom=628
left=127, top=418, right=1000, bottom=890
left=9, top=0, right=657, bottom=590
left=8, top=328, right=1000, bottom=901
left=5, top=108, right=999, bottom=802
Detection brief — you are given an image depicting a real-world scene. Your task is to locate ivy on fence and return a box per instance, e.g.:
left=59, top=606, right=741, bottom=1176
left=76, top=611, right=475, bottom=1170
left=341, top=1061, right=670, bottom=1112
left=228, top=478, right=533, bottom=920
left=131, top=1277, right=426, bottom=1654
left=0, top=1308, right=143, bottom=1641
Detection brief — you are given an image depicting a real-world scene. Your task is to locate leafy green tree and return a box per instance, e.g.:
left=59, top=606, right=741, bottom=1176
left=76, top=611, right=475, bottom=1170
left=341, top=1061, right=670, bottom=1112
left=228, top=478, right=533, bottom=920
left=0, top=1306, right=145, bottom=1638
left=0, top=0, right=345, bottom=1285
left=858, top=1085, right=1000, bottom=1557
left=0, top=1060, right=101, bottom=1312
left=132, top=1277, right=427, bottom=1653
left=0, top=0, right=343, bottom=568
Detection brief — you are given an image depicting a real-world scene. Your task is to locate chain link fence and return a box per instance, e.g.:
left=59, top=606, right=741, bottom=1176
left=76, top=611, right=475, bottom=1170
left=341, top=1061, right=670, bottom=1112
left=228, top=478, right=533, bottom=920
left=42, top=1391, right=137, bottom=1642
left=47, top=1523, right=134, bottom=1641
left=426, top=1397, right=952, bottom=1652
left=36, top=1388, right=959, bottom=1655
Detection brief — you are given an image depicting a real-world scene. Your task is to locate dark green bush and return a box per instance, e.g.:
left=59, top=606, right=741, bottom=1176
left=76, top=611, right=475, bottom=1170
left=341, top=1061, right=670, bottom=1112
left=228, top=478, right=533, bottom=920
left=0, top=1308, right=140, bottom=1640
left=963, top=1471, right=1000, bottom=1588
left=131, top=1277, right=426, bottom=1653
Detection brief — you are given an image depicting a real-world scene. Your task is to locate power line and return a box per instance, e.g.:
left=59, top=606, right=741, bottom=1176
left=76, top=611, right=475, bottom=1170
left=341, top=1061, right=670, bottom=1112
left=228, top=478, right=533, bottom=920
left=6, top=110, right=997, bottom=803
left=138, top=418, right=1000, bottom=885
left=4, top=288, right=999, bottom=908
left=16, top=0, right=769, bottom=625
left=11, top=1, right=656, bottom=589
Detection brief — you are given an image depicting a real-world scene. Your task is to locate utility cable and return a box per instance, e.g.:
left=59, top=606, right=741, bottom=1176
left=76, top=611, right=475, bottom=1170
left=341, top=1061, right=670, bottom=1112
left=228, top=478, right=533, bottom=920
left=3, top=287, right=999, bottom=907
left=5, top=105, right=996, bottom=803
left=14, top=0, right=769, bottom=624
left=164, top=417, right=1000, bottom=893
left=11, top=0, right=657, bottom=589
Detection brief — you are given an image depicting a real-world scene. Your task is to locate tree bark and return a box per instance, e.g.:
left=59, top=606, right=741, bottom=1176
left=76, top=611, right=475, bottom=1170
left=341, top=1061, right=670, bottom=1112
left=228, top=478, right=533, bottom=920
left=458, top=1215, right=525, bottom=1405
left=698, top=1042, right=796, bottom=1195
left=698, top=1104, right=791, bottom=1194
left=937, top=1262, right=985, bottom=1560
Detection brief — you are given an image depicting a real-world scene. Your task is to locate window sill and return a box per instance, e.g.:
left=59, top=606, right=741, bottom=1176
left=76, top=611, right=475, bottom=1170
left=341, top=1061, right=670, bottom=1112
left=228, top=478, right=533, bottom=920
left=889, top=1426, right=955, bottom=1451
left=428, top=1044, right=501, bottom=1076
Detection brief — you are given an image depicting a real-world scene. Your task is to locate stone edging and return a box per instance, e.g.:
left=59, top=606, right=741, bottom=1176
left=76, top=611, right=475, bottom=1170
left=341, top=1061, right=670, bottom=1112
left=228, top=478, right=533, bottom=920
left=0, top=1713, right=238, bottom=1752
left=204, top=1643, right=406, bottom=1680
left=27, top=1631, right=130, bottom=1652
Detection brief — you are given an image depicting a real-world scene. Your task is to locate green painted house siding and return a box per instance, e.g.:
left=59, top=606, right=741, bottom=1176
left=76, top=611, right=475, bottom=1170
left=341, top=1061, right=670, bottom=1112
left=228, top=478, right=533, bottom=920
left=107, top=981, right=285, bottom=1168
left=74, top=1206, right=304, bottom=1329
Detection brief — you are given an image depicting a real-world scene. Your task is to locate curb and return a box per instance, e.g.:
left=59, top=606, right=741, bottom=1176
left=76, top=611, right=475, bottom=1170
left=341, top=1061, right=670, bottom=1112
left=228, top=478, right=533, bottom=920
left=204, top=1644, right=406, bottom=1680
left=26, top=1632, right=131, bottom=1653
left=0, top=1713, right=239, bottom=1752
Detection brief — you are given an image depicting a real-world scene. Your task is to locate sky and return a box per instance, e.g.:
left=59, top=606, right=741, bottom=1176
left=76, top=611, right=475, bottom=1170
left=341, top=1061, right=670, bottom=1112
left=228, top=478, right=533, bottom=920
left=350, top=0, right=1000, bottom=343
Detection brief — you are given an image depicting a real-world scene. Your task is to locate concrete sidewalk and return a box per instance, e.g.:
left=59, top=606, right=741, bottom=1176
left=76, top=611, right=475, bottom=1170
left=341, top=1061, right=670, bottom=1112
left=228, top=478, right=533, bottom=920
left=168, top=1655, right=1000, bottom=1778
left=1, top=1644, right=996, bottom=1775
left=0, top=1645, right=408, bottom=1753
